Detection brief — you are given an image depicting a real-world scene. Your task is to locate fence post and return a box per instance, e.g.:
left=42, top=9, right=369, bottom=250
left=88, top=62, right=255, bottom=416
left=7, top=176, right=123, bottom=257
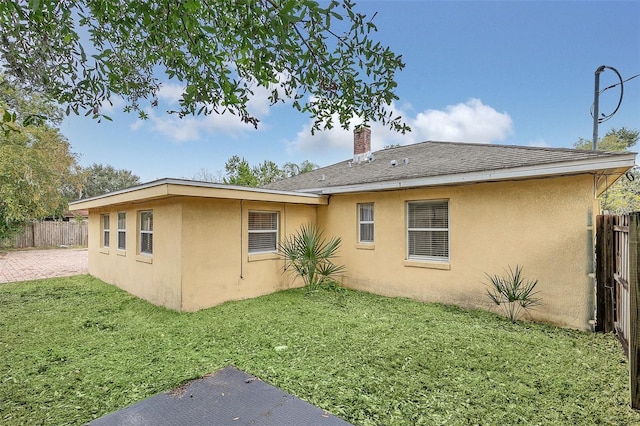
left=630, top=212, right=640, bottom=409
left=596, top=215, right=605, bottom=332
left=596, top=215, right=616, bottom=332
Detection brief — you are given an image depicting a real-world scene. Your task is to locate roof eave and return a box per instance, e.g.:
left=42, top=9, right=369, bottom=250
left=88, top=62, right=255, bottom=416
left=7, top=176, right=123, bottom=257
left=298, top=154, right=637, bottom=195
left=68, top=178, right=328, bottom=210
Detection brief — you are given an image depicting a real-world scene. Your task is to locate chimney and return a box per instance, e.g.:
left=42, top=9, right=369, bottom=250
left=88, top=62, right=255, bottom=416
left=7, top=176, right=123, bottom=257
left=353, top=126, right=371, bottom=163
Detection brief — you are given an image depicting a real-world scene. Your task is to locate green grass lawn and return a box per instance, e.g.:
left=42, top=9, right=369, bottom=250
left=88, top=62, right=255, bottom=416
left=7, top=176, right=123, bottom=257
left=1, top=275, right=638, bottom=425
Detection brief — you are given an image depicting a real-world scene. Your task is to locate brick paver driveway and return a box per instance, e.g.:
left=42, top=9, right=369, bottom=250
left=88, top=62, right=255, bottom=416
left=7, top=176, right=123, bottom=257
left=0, top=248, right=88, bottom=283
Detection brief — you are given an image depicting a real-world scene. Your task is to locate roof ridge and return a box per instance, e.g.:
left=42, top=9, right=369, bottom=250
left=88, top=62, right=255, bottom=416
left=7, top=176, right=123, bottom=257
left=371, top=140, right=634, bottom=155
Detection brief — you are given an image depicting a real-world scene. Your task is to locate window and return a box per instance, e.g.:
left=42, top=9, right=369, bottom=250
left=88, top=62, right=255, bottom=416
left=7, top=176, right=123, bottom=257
left=117, top=212, right=126, bottom=250
left=139, top=210, right=153, bottom=255
left=358, top=203, right=374, bottom=243
left=407, top=200, right=449, bottom=261
left=248, top=211, right=278, bottom=253
left=101, top=214, right=110, bottom=248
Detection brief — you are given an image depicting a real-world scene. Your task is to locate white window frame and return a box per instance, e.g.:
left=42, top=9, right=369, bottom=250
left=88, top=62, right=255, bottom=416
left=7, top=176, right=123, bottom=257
left=139, top=210, right=153, bottom=255
left=248, top=211, right=279, bottom=254
left=101, top=214, right=110, bottom=248
left=358, top=203, right=374, bottom=243
left=117, top=212, right=126, bottom=250
left=406, top=200, right=449, bottom=262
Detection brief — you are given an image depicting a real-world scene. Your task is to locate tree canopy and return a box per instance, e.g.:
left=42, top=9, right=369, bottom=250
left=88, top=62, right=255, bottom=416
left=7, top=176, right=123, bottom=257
left=573, top=127, right=639, bottom=152
left=69, top=163, right=141, bottom=200
left=0, top=0, right=408, bottom=133
left=197, top=156, right=318, bottom=187
left=0, top=75, right=78, bottom=239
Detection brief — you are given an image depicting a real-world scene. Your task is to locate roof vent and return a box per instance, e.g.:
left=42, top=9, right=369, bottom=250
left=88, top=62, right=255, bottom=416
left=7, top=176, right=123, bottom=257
left=319, top=174, right=325, bottom=181
left=403, top=157, right=409, bottom=164
left=390, top=160, right=397, bottom=167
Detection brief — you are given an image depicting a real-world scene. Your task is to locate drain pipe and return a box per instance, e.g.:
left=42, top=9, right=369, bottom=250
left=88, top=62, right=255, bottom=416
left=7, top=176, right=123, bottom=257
left=240, top=199, right=244, bottom=279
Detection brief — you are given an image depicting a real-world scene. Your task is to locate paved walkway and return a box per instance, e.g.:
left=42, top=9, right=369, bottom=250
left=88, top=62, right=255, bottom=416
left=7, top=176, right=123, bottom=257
left=90, top=366, right=352, bottom=426
left=0, top=248, right=88, bottom=283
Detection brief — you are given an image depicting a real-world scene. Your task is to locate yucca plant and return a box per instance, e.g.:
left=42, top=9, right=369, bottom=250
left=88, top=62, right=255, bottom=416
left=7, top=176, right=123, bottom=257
left=485, top=265, right=541, bottom=323
left=280, top=223, right=346, bottom=293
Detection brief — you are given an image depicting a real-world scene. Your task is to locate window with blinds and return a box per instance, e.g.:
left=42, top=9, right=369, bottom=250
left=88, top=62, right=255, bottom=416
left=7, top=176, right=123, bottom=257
left=117, top=212, right=126, bottom=250
left=139, top=210, right=153, bottom=255
left=407, top=200, right=449, bottom=261
left=248, top=211, right=278, bottom=253
left=101, top=214, right=110, bottom=248
left=358, top=203, right=374, bottom=243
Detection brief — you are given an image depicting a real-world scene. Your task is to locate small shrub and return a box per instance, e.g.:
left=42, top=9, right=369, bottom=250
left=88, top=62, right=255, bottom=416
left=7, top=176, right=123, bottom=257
left=280, top=223, right=346, bottom=294
left=485, top=265, right=541, bottom=323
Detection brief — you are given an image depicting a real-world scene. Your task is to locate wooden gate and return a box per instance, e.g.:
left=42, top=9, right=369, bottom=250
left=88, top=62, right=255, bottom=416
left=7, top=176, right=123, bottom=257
left=596, top=213, right=640, bottom=409
left=596, top=215, right=630, bottom=346
left=614, top=215, right=630, bottom=346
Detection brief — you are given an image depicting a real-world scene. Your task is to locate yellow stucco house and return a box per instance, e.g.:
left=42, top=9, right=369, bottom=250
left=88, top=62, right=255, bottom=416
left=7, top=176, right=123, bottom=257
left=69, top=128, right=635, bottom=330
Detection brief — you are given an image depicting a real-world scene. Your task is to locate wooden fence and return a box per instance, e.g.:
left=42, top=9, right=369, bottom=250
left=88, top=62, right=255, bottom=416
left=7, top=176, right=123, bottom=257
left=0, top=220, right=88, bottom=249
left=595, top=213, right=640, bottom=409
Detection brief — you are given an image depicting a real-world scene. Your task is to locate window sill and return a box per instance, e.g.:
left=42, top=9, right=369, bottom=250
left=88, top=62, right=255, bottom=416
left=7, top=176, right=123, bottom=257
left=403, top=260, right=450, bottom=270
left=136, top=254, right=153, bottom=264
left=355, top=243, right=375, bottom=250
left=99, top=248, right=109, bottom=255
left=116, top=250, right=126, bottom=257
left=248, top=252, right=280, bottom=262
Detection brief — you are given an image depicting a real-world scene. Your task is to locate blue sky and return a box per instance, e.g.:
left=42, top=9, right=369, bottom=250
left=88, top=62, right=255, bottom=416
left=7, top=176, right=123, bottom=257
left=59, top=1, right=640, bottom=183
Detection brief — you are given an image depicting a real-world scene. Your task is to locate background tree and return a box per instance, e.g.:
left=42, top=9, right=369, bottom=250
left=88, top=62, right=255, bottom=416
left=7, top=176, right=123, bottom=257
left=0, top=1, right=408, bottom=134
left=0, top=77, right=78, bottom=240
left=574, top=127, right=640, bottom=213
left=573, top=127, right=639, bottom=152
left=282, top=160, right=319, bottom=178
left=1, top=72, right=59, bottom=134
left=222, top=156, right=318, bottom=187
left=253, top=160, right=285, bottom=185
left=223, top=156, right=259, bottom=187
left=67, top=163, right=141, bottom=200
left=192, top=168, right=224, bottom=183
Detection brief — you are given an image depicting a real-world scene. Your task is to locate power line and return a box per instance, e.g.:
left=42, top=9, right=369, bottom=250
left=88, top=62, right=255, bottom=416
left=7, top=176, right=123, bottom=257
left=600, top=72, right=640, bottom=95
left=590, top=66, right=623, bottom=126
left=591, top=66, right=639, bottom=150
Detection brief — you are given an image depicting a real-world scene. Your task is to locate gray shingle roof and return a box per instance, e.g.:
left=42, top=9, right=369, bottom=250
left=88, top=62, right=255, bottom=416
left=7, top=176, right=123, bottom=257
left=263, top=141, right=634, bottom=193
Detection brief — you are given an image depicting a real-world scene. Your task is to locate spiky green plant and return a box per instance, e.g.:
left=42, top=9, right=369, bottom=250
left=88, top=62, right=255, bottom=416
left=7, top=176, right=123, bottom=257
left=280, top=223, right=346, bottom=293
left=485, top=265, right=541, bottom=323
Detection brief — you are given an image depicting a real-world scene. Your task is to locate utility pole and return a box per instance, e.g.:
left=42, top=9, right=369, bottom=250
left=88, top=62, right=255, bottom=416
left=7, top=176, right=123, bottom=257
left=592, top=66, right=606, bottom=150
left=591, top=65, right=624, bottom=150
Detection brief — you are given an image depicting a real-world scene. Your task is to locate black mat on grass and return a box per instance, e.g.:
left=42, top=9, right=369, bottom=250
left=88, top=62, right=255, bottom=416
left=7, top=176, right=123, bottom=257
left=88, top=365, right=352, bottom=426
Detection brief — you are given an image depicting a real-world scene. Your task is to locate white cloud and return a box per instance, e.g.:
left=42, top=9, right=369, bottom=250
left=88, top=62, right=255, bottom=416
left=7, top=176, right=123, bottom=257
left=157, top=83, right=185, bottom=105
left=135, top=108, right=261, bottom=143
left=528, top=139, right=549, bottom=147
left=286, top=98, right=513, bottom=157
left=100, top=96, right=126, bottom=114
left=129, top=77, right=289, bottom=142
left=411, top=98, right=513, bottom=143
left=285, top=117, right=410, bottom=156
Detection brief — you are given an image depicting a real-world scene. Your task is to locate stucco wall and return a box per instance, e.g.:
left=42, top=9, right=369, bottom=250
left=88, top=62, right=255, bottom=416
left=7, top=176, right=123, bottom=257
left=87, top=199, right=183, bottom=310
left=88, top=197, right=317, bottom=312
left=179, top=199, right=316, bottom=311
left=318, top=175, right=596, bottom=330
left=85, top=174, right=598, bottom=329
